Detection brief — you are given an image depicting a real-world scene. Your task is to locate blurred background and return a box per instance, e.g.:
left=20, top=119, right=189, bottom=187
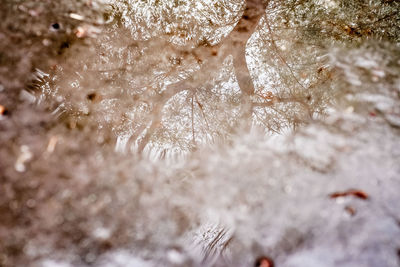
left=1, top=0, right=400, bottom=266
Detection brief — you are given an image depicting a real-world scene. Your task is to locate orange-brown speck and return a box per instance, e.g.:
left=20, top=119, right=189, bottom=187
left=255, top=256, right=274, bottom=267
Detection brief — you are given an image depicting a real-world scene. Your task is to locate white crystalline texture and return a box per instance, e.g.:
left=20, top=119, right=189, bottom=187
left=1, top=0, right=400, bottom=267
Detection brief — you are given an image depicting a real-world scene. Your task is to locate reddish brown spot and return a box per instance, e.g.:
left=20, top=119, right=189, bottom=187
left=255, top=256, right=274, bottom=267
left=211, top=50, right=218, bottom=56
left=0, top=105, right=8, bottom=116
left=329, top=189, right=369, bottom=200
left=369, top=112, right=376, bottom=117
left=344, top=205, right=356, bottom=216
left=87, top=93, right=97, bottom=101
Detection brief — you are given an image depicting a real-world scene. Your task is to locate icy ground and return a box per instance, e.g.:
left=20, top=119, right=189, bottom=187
left=1, top=0, right=400, bottom=266
left=2, top=73, right=400, bottom=266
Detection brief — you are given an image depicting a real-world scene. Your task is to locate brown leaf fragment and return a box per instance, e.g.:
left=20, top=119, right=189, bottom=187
left=329, top=189, right=369, bottom=200
left=255, top=256, right=274, bottom=267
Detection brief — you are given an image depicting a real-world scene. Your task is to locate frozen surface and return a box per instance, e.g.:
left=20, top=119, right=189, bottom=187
left=1, top=0, right=400, bottom=266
